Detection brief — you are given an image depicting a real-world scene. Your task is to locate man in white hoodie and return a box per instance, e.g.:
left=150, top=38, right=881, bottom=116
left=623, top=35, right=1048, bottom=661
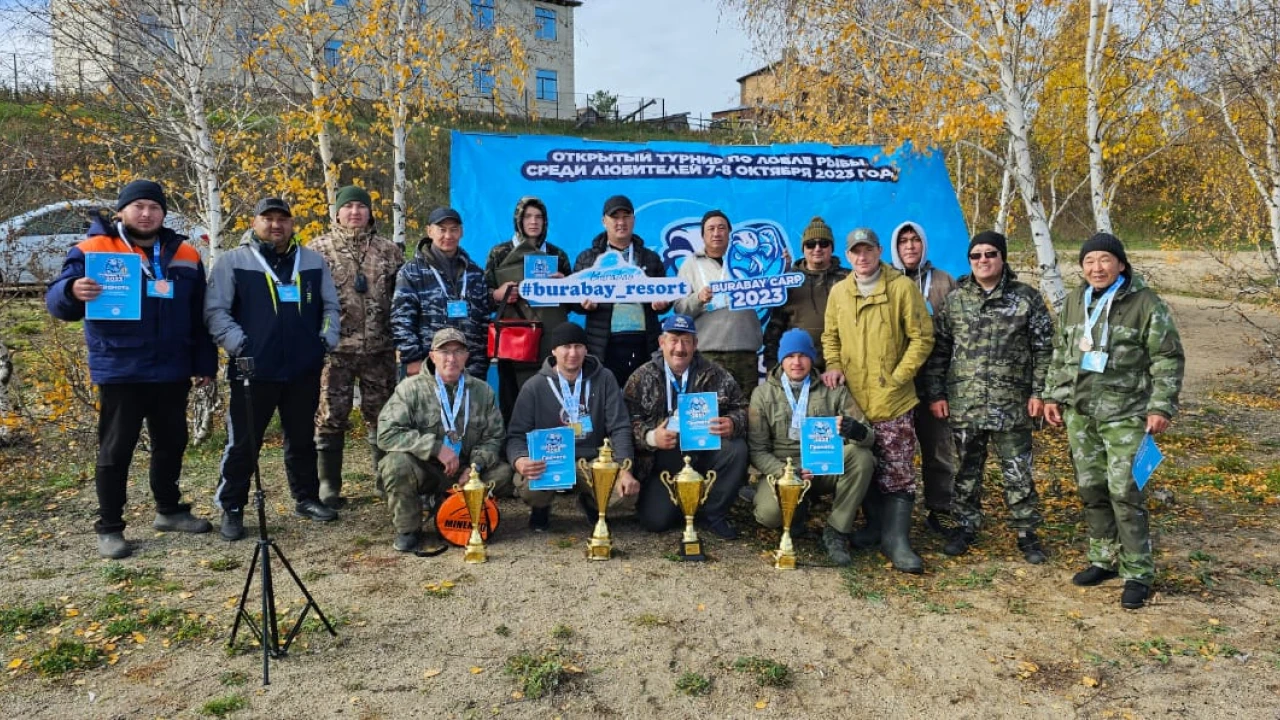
left=890, top=221, right=957, bottom=535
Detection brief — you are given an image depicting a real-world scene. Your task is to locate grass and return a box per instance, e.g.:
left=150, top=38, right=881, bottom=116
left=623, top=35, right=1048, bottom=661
left=504, top=649, right=571, bottom=700
left=731, top=656, right=792, bottom=688
left=550, top=624, right=574, bottom=640
left=99, top=562, right=164, bottom=588
left=207, top=557, right=242, bottom=572
left=495, top=624, right=511, bottom=637
left=0, top=601, right=59, bottom=632
left=941, top=567, right=998, bottom=590
left=92, top=593, right=132, bottom=620
left=30, top=640, right=104, bottom=677
left=675, top=671, right=712, bottom=696
left=219, top=671, right=249, bottom=687
left=631, top=613, right=670, bottom=627
left=840, top=568, right=885, bottom=602
left=200, top=694, right=248, bottom=717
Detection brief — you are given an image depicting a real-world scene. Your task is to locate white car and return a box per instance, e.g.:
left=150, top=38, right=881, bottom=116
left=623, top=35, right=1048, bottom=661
left=0, top=200, right=210, bottom=287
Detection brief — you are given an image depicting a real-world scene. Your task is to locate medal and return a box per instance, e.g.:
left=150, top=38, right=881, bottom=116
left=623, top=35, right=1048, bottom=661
left=1079, top=336, right=1093, bottom=352
left=446, top=430, right=461, bottom=443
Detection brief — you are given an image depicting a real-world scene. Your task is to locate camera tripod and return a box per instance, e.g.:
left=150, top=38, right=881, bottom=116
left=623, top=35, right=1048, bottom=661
left=226, top=358, right=336, bottom=685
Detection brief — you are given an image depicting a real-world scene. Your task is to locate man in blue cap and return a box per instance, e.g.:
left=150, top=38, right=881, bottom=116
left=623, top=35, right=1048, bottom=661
left=623, top=314, right=749, bottom=538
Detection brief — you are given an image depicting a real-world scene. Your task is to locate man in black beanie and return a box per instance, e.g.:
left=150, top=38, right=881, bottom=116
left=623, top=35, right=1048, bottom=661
left=1043, top=232, right=1184, bottom=609
left=506, top=321, right=637, bottom=532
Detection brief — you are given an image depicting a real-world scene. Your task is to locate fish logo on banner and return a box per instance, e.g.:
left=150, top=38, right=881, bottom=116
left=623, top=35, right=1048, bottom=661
left=545, top=432, right=564, bottom=455
left=661, top=217, right=792, bottom=325
left=102, top=257, right=131, bottom=283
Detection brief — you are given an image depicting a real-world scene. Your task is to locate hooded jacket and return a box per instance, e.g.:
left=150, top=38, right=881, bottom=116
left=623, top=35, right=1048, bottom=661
left=747, top=364, right=874, bottom=479
left=482, top=197, right=575, bottom=336
left=308, top=225, right=402, bottom=355
left=376, top=370, right=505, bottom=472
left=890, top=221, right=956, bottom=316
left=821, top=262, right=934, bottom=422
left=505, top=354, right=634, bottom=464
left=573, top=232, right=665, bottom=360
left=1044, top=275, right=1184, bottom=422
left=673, top=252, right=763, bottom=352
left=46, top=214, right=218, bottom=384
left=762, top=257, right=849, bottom=368
left=204, top=230, right=339, bottom=383
left=390, top=237, right=492, bottom=378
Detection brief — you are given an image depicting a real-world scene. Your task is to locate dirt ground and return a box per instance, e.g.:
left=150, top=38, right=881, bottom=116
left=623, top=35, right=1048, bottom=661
left=2, top=251, right=1279, bottom=719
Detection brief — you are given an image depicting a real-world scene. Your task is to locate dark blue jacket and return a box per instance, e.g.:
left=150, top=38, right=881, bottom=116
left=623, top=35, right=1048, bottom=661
left=391, top=238, right=492, bottom=378
left=45, top=216, right=218, bottom=385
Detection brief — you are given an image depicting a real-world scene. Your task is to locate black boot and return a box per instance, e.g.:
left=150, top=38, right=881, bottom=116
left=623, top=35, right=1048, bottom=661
left=850, top=485, right=883, bottom=550
left=1017, top=530, right=1047, bottom=564
left=880, top=492, right=923, bottom=574
left=317, top=445, right=345, bottom=509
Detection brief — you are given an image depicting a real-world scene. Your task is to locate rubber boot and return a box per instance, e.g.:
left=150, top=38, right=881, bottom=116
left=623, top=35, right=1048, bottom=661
left=850, top=484, right=883, bottom=550
left=318, top=445, right=346, bottom=509
left=370, top=444, right=387, bottom=501
left=880, top=492, right=923, bottom=574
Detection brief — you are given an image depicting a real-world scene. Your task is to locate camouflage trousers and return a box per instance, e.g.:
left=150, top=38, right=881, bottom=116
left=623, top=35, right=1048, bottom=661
left=951, top=427, right=1042, bottom=533
left=752, top=444, right=875, bottom=534
left=1064, top=409, right=1154, bottom=585
left=380, top=451, right=514, bottom=534
left=315, top=350, right=397, bottom=448
left=700, top=351, right=760, bottom=396
left=871, top=411, right=917, bottom=494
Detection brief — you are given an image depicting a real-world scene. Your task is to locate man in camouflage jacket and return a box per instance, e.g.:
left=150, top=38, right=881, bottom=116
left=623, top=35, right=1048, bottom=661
left=1044, top=233, right=1184, bottom=610
left=924, top=231, right=1052, bottom=563
left=310, top=185, right=403, bottom=508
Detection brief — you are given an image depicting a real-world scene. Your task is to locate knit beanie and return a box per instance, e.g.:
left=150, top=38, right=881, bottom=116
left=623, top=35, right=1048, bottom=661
left=116, top=180, right=168, bottom=215
left=701, top=209, right=730, bottom=234
left=969, top=230, right=1008, bottom=260
left=548, top=321, right=589, bottom=349
left=335, top=185, right=373, bottom=211
left=777, top=328, right=818, bottom=364
left=1078, top=232, right=1129, bottom=268
left=801, top=217, right=834, bottom=244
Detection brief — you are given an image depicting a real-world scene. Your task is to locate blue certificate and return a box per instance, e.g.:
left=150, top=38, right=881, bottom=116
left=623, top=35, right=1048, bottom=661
left=1132, top=433, right=1164, bottom=491
left=524, top=254, right=555, bottom=307
left=678, top=391, right=720, bottom=452
left=801, top=417, right=844, bottom=476
left=85, top=252, right=142, bottom=321
left=527, top=426, right=576, bottom=491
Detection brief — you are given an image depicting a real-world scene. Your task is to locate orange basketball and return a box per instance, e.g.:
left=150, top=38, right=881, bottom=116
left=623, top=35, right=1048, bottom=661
left=435, top=489, right=501, bottom=547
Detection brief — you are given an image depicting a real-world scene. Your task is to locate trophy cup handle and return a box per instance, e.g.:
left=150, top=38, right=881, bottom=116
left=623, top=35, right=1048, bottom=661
left=577, top=458, right=592, bottom=488
left=701, top=470, right=717, bottom=505
left=799, top=476, right=813, bottom=505
left=765, top=473, right=778, bottom=492
left=659, top=471, right=679, bottom=506
left=620, top=458, right=632, bottom=473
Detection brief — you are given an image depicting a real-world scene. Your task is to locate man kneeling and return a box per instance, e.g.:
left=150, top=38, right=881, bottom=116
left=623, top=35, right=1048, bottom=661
left=750, top=330, right=876, bottom=566
left=377, top=328, right=513, bottom=552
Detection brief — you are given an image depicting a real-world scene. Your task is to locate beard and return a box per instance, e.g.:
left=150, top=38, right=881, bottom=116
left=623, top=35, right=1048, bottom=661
left=122, top=221, right=161, bottom=243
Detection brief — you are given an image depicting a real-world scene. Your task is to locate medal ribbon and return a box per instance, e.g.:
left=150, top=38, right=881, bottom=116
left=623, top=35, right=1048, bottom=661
left=117, top=221, right=164, bottom=280
left=249, top=242, right=302, bottom=287
left=1082, top=277, right=1124, bottom=350
left=781, top=376, right=812, bottom=432
left=547, top=373, right=590, bottom=425
left=429, top=264, right=468, bottom=301
left=664, top=363, right=690, bottom=416
left=435, top=375, right=469, bottom=439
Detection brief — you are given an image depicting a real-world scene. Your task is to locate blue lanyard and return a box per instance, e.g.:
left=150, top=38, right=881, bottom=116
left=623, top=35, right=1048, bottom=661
left=664, top=363, right=689, bottom=414
left=435, top=376, right=468, bottom=436
left=781, top=376, right=811, bottom=430
left=151, top=243, right=164, bottom=281
left=547, top=373, right=589, bottom=423
left=1082, top=277, right=1124, bottom=348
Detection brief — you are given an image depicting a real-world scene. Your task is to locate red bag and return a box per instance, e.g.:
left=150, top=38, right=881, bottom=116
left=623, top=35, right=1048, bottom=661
left=487, top=287, right=543, bottom=362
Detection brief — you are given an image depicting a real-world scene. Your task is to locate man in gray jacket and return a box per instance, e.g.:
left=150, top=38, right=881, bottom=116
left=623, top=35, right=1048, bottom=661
left=204, top=197, right=341, bottom=541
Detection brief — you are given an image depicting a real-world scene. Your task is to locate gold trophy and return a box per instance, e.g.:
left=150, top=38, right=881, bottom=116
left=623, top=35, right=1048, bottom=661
left=766, top=458, right=812, bottom=570
left=660, top=456, right=717, bottom=561
left=577, top=439, right=632, bottom=561
left=459, top=463, right=491, bottom=564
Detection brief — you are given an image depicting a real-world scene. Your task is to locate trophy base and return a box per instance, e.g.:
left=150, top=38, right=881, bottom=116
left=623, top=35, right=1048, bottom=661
left=773, top=550, right=797, bottom=570
left=586, top=538, right=612, bottom=561
left=677, top=540, right=707, bottom=562
left=463, top=544, right=488, bottom=564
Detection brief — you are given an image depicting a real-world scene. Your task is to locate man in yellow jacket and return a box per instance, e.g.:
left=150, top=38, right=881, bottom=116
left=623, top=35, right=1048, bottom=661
left=821, top=227, right=934, bottom=573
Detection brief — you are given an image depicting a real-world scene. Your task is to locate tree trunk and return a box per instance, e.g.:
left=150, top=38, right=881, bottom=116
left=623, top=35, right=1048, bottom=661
left=1086, top=0, right=1113, bottom=235
left=995, top=137, right=1014, bottom=236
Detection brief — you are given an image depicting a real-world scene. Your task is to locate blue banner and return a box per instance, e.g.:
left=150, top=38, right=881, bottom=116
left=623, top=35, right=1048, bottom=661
left=450, top=132, right=970, bottom=285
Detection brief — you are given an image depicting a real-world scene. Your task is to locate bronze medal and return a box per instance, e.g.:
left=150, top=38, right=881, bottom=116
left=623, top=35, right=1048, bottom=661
left=1079, top=336, right=1093, bottom=352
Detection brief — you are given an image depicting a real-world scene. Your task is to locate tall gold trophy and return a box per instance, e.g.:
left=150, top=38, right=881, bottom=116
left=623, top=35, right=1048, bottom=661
left=577, top=439, right=631, bottom=561
left=660, top=456, right=717, bottom=561
left=460, top=463, right=491, bottom=564
left=766, top=458, right=812, bottom=570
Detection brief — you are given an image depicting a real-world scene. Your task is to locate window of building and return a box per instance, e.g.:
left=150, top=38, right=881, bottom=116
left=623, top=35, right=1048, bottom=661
left=333, top=0, right=349, bottom=6
left=473, top=63, right=495, bottom=95
left=140, top=13, right=175, bottom=49
left=324, top=40, right=342, bottom=68
left=535, top=69, right=558, bottom=101
left=535, top=7, right=556, bottom=41
left=472, top=0, right=494, bottom=30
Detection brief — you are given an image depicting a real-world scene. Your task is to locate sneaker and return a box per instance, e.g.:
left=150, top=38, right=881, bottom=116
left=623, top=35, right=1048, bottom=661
left=220, top=510, right=245, bottom=542
left=97, top=532, right=131, bottom=559
left=393, top=531, right=421, bottom=553
left=703, top=516, right=739, bottom=540
left=152, top=510, right=212, bottom=534
left=1072, top=565, right=1119, bottom=586
left=1120, top=580, right=1150, bottom=609
left=822, top=525, right=853, bottom=567
left=529, top=506, right=551, bottom=532
left=295, top=499, right=339, bottom=522
left=1016, top=531, right=1047, bottom=565
left=942, top=529, right=974, bottom=556
left=576, top=493, right=599, bottom=525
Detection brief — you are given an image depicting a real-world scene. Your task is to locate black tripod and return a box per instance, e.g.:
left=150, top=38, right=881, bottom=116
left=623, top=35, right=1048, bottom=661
left=226, top=357, right=336, bottom=685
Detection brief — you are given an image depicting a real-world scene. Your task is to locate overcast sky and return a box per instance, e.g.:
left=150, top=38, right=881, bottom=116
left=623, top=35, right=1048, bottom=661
left=573, top=0, right=763, bottom=123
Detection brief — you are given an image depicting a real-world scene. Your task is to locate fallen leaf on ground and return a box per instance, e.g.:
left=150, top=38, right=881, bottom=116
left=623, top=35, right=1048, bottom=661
left=1082, top=676, right=1099, bottom=687
left=423, top=668, right=442, bottom=679
left=469, top=666, right=484, bottom=674
left=755, top=699, right=769, bottom=709
left=7, top=658, right=23, bottom=669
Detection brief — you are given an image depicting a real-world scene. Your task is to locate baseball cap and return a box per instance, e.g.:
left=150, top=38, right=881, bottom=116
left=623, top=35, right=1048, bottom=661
left=428, top=207, right=462, bottom=225
left=431, top=327, right=468, bottom=350
left=602, top=195, right=634, bottom=216
left=254, top=197, right=292, bottom=217
left=661, top=314, right=697, bottom=335
left=847, top=227, right=880, bottom=249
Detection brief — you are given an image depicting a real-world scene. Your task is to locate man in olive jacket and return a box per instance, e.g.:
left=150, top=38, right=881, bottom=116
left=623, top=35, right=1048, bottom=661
left=377, top=328, right=513, bottom=553
left=750, top=330, right=875, bottom=566
left=924, top=231, right=1052, bottom=564
left=1044, top=233, right=1184, bottom=610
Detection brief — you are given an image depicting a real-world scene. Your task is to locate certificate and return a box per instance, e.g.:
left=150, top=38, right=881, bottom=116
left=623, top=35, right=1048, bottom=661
left=524, top=254, right=555, bottom=307
left=1132, top=433, right=1164, bottom=491
left=801, top=417, right=844, bottom=476
left=678, top=391, right=720, bottom=452
left=527, top=426, right=576, bottom=491
left=85, top=252, right=142, bottom=321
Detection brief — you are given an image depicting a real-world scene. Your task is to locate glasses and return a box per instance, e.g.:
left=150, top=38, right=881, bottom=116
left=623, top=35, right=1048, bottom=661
left=803, top=239, right=833, bottom=250
left=969, top=250, right=1000, bottom=260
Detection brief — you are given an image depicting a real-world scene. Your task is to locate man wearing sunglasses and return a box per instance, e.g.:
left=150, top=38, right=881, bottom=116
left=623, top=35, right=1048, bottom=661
left=923, top=230, right=1053, bottom=564
left=762, top=217, right=849, bottom=369
left=890, top=221, right=958, bottom=536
